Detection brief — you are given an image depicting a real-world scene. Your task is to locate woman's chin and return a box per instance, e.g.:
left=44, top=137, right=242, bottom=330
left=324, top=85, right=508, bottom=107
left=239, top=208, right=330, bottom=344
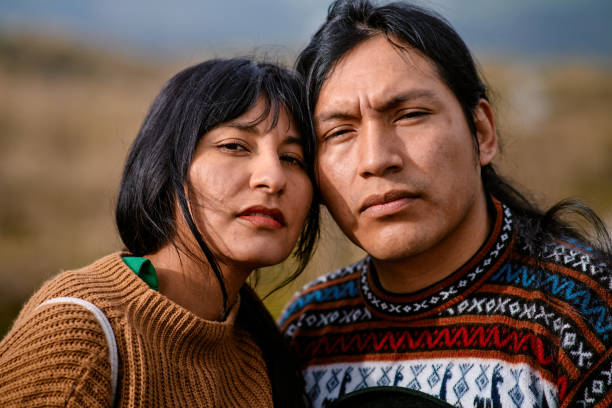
left=244, top=254, right=294, bottom=272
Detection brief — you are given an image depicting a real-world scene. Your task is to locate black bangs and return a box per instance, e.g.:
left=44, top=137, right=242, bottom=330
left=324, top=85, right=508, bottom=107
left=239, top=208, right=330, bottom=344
left=192, top=61, right=312, bottom=166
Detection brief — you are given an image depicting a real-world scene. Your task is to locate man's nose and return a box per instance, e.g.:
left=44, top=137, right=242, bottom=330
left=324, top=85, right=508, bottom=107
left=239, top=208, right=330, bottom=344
left=249, top=153, right=287, bottom=194
left=357, top=121, right=404, bottom=178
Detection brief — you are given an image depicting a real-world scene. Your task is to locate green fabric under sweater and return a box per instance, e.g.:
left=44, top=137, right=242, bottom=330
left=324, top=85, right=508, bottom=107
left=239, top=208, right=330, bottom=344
left=122, top=256, right=159, bottom=291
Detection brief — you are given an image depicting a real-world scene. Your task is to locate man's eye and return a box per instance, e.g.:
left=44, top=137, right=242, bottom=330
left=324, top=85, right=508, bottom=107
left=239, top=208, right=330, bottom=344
left=397, top=111, right=428, bottom=121
left=324, top=128, right=353, bottom=142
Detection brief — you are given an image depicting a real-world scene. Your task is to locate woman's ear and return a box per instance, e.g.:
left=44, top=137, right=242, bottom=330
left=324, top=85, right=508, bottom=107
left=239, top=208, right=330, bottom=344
left=473, top=98, right=498, bottom=166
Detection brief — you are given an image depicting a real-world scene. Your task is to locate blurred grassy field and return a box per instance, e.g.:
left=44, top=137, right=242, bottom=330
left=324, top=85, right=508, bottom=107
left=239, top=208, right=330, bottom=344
left=1, top=33, right=611, bottom=336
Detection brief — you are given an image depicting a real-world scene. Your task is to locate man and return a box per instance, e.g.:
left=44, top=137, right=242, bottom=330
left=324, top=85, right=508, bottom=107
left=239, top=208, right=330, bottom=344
left=279, top=1, right=612, bottom=407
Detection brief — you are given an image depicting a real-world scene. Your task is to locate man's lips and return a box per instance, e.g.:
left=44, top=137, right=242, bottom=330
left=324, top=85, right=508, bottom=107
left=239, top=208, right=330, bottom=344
left=237, top=206, right=286, bottom=228
left=359, top=190, right=418, bottom=215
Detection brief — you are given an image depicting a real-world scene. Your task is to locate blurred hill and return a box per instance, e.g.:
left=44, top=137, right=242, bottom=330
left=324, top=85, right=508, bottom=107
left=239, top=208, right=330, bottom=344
left=0, top=33, right=611, bottom=335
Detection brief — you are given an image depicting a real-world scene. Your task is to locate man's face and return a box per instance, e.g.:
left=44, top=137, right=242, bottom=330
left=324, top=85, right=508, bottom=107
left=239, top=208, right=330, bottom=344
left=314, top=35, right=496, bottom=263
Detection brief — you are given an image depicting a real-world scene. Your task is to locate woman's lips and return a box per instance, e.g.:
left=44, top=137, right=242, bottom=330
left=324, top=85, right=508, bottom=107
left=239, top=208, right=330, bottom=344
left=237, top=206, right=286, bottom=229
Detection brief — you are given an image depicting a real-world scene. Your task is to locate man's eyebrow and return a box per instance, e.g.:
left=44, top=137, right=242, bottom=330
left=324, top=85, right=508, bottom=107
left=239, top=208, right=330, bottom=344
left=375, top=89, right=439, bottom=113
left=315, top=89, right=439, bottom=124
left=315, top=110, right=358, bottom=124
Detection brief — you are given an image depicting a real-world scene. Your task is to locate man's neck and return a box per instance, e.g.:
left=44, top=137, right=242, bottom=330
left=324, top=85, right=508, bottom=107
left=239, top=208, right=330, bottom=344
left=372, top=194, right=493, bottom=294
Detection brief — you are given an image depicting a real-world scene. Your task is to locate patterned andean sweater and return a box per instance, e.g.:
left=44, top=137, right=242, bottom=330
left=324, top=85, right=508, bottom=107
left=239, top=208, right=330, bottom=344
left=280, top=198, right=612, bottom=408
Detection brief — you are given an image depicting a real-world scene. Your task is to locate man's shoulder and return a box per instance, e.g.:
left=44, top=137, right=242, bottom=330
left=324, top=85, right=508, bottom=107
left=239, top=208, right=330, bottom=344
left=509, top=224, right=612, bottom=333
left=513, top=220, right=610, bottom=278
left=278, top=257, right=367, bottom=330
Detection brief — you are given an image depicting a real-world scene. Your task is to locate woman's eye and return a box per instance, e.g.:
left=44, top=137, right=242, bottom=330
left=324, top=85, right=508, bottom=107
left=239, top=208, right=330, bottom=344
left=218, top=142, right=248, bottom=152
left=281, top=154, right=305, bottom=168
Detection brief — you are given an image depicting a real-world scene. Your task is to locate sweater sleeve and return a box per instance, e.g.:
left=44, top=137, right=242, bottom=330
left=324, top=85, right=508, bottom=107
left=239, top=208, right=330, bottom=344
left=0, top=301, right=114, bottom=408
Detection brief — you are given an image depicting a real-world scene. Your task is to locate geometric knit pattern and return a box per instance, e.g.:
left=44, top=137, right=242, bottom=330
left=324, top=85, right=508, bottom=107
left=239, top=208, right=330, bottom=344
left=0, top=253, right=273, bottom=408
left=279, top=198, right=612, bottom=408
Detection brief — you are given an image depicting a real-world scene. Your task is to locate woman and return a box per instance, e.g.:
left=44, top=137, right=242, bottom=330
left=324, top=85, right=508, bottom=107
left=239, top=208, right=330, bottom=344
left=0, top=59, right=319, bottom=407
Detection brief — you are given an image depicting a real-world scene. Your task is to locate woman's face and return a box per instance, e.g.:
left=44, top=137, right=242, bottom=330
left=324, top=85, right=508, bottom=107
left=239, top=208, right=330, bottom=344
left=186, top=98, right=313, bottom=272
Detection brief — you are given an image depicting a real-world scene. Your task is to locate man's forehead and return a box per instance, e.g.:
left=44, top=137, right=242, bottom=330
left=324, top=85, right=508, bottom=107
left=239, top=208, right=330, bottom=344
left=314, top=36, right=443, bottom=117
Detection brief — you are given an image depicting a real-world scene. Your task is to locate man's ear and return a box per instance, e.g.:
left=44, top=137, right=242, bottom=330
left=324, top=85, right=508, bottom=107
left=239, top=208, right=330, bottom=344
left=474, top=98, right=498, bottom=166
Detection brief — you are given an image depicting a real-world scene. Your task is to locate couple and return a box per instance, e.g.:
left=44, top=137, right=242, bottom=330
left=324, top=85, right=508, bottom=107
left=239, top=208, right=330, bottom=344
left=1, top=1, right=611, bottom=407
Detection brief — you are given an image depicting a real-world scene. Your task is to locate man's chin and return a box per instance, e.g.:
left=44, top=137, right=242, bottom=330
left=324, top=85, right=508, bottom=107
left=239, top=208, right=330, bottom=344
left=359, top=239, right=427, bottom=263
left=353, top=223, right=432, bottom=262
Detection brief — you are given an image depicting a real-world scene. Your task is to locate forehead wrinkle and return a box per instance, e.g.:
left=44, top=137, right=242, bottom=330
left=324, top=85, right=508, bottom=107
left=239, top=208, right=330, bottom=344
left=314, top=88, right=362, bottom=126
left=363, top=54, right=439, bottom=113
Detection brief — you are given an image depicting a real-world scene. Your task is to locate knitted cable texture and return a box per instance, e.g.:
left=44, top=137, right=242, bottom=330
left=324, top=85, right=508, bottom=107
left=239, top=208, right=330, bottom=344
left=279, top=198, right=612, bottom=408
left=0, top=253, right=273, bottom=407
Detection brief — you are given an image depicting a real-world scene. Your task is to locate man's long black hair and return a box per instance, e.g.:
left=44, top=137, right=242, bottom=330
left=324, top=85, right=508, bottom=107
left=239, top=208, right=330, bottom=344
left=296, top=0, right=611, bottom=260
left=116, top=58, right=318, bottom=407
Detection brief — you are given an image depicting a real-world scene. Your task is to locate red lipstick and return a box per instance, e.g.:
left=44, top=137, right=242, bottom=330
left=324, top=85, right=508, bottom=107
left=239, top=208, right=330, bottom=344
left=237, top=206, right=286, bottom=229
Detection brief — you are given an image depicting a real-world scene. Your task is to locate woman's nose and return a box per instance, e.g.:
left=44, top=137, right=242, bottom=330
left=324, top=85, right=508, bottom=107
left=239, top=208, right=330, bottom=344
left=249, top=153, right=287, bottom=194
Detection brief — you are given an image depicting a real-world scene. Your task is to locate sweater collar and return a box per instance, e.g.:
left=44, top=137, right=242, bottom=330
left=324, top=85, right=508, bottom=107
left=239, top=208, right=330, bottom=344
left=127, top=284, right=243, bottom=356
left=360, top=197, right=515, bottom=320
left=98, top=254, right=244, bottom=357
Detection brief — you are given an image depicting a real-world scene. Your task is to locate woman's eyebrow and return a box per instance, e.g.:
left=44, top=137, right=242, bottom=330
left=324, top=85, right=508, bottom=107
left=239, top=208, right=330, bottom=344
left=226, top=121, right=260, bottom=133
left=225, top=122, right=303, bottom=147
left=282, top=135, right=304, bottom=147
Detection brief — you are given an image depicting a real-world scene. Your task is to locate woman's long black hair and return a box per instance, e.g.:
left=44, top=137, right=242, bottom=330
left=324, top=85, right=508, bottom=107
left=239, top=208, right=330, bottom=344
left=296, top=0, right=611, bottom=258
left=116, top=58, right=317, bottom=407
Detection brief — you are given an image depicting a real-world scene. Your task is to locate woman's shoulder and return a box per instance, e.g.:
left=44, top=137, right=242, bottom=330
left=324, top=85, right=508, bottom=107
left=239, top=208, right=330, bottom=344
left=0, top=254, right=125, bottom=407
left=0, top=303, right=115, bottom=407
left=3, top=252, right=131, bottom=347
left=18, top=252, right=144, bottom=318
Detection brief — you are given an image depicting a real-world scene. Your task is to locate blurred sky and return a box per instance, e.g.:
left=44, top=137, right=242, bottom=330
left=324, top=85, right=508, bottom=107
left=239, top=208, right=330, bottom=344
left=0, top=0, right=611, bottom=58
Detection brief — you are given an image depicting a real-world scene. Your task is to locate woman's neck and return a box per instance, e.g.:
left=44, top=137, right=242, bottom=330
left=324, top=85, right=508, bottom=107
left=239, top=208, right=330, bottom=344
left=146, top=246, right=250, bottom=321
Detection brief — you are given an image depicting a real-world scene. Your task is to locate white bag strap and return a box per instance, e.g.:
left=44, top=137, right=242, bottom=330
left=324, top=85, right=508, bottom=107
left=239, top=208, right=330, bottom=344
left=37, top=297, right=119, bottom=406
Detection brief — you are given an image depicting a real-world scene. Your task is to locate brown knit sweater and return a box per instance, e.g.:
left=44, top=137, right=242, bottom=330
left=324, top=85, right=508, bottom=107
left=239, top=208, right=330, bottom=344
left=0, top=252, right=273, bottom=407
